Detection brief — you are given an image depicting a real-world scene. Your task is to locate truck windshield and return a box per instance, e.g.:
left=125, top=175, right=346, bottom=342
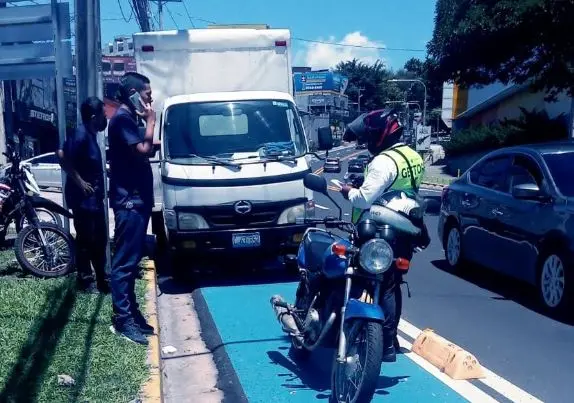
left=164, top=99, right=308, bottom=164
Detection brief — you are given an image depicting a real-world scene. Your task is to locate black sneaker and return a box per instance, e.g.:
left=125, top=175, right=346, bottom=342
left=382, top=345, right=397, bottom=363
left=110, top=319, right=149, bottom=345
left=133, top=311, right=155, bottom=335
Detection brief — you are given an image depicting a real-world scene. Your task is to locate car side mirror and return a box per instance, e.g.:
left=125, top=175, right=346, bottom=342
left=512, top=183, right=547, bottom=201
left=303, top=173, right=328, bottom=194
left=317, top=126, right=334, bottom=151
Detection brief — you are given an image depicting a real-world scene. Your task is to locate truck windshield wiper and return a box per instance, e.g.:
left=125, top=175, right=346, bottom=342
left=186, top=154, right=241, bottom=169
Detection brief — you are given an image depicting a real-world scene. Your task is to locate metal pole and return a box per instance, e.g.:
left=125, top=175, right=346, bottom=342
left=158, top=1, right=163, bottom=30
left=52, top=0, right=69, bottom=231
left=420, top=80, right=428, bottom=127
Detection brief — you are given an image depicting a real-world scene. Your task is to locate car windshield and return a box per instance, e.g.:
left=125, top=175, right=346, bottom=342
left=543, top=151, right=574, bottom=197
left=164, top=99, right=308, bottom=164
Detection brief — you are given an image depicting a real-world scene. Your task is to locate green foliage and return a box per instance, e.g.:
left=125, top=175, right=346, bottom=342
left=333, top=58, right=443, bottom=115
left=427, top=0, right=574, bottom=99
left=443, top=108, right=568, bottom=157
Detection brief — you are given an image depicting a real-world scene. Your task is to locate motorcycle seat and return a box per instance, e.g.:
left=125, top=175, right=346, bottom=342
left=303, top=230, right=335, bottom=272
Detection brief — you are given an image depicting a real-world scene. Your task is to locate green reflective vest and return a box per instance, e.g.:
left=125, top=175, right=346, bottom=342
left=351, top=145, right=424, bottom=224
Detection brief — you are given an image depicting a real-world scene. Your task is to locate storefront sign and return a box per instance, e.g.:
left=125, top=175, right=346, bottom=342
left=29, top=108, right=55, bottom=124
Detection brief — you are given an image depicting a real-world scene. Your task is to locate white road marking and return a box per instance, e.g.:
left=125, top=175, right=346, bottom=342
left=314, top=204, right=330, bottom=210
left=399, top=319, right=544, bottom=403
left=397, top=335, right=499, bottom=403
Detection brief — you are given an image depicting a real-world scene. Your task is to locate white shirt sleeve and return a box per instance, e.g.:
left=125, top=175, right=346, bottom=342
left=348, top=154, right=398, bottom=209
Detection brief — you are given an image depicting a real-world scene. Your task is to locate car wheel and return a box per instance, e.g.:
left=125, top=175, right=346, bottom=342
left=444, top=223, right=463, bottom=270
left=538, top=250, right=572, bottom=312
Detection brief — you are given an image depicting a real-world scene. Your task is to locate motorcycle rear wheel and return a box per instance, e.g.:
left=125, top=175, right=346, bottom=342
left=330, top=320, right=384, bottom=403
left=15, top=223, right=75, bottom=278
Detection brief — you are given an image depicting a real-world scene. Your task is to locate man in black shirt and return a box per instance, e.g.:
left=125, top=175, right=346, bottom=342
left=57, top=97, right=109, bottom=293
left=107, top=72, right=156, bottom=345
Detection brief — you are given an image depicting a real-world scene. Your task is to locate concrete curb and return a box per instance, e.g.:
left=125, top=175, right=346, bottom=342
left=141, top=258, right=163, bottom=403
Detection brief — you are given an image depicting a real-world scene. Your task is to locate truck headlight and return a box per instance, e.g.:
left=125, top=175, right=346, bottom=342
left=359, top=239, right=393, bottom=274
left=178, top=212, right=209, bottom=230
left=278, top=201, right=315, bottom=224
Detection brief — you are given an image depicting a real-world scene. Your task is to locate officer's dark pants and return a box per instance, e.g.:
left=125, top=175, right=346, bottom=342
left=110, top=207, right=151, bottom=324
left=73, top=207, right=108, bottom=288
left=380, top=270, right=403, bottom=348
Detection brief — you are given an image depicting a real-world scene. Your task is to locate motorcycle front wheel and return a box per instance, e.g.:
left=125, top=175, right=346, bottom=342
left=17, top=207, right=63, bottom=232
left=330, top=320, right=384, bottom=403
left=15, top=222, right=75, bottom=278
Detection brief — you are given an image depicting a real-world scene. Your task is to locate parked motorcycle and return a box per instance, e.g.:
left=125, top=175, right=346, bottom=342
left=0, top=146, right=71, bottom=244
left=271, top=173, right=427, bottom=403
left=0, top=145, right=75, bottom=277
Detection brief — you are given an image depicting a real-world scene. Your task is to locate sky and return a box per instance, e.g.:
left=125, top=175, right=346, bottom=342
left=98, top=0, right=437, bottom=71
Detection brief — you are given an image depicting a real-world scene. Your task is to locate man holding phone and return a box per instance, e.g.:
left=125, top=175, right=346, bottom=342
left=107, top=72, right=157, bottom=345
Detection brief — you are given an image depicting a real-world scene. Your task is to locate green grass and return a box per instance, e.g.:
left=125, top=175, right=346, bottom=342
left=0, top=247, right=149, bottom=403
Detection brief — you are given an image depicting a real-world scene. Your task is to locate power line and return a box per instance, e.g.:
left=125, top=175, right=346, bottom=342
left=165, top=4, right=178, bottom=29
left=117, top=0, right=133, bottom=23
left=181, top=0, right=196, bottom=28
left=292, top=37, right=425, bottom=52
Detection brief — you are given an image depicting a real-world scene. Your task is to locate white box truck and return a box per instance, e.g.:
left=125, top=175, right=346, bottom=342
left=133, top=28, right=320, bottom=271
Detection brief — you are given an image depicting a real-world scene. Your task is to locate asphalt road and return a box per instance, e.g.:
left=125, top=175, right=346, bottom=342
left=157, top=148, right=574, bottom=402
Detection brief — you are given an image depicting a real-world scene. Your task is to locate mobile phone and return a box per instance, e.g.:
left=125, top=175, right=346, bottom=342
left=129, top=92, right=145, bottom=113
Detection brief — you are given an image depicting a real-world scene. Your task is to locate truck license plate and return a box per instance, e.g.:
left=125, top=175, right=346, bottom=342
left=232, top=232, right=261, bottom=248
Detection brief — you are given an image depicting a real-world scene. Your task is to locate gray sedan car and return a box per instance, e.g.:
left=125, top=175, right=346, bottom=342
left=439, top=142, right=574, bottom=313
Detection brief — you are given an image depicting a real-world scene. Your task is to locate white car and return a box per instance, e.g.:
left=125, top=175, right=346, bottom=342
left=1, top=151, right=110, bottom=190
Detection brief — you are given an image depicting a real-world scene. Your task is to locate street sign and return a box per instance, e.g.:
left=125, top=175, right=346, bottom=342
left=416, top=125, right=432, bottom=151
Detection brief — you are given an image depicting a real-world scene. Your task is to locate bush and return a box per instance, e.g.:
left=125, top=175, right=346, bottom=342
left=443, top=108, right=569, bottom=157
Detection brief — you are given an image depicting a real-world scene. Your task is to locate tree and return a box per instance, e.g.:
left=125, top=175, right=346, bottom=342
left=334, top=59, right=403, bottom=112
left=427, top=0, right=574, bottom=100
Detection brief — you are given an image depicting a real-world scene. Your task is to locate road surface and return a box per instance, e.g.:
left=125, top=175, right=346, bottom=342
left=156, top=147, right=574, bottom=402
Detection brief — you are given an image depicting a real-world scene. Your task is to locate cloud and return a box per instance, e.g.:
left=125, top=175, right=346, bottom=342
left=295, top=31, right=386, bottom=70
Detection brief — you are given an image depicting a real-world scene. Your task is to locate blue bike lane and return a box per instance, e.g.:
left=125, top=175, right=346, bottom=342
left=197, top=280, right=469, bottom=403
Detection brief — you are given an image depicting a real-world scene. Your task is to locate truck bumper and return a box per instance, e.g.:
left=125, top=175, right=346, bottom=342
left=168, top=224, right=309, bottom=258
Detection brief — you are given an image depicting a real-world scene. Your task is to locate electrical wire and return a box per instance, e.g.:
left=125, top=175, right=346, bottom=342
left=181, top=0, right=196, bottom=28
left=117, top=0, right=133, bottom=23
left=292, top=37, right=425, bottom=52
left=165, top=4, right=179, bottom=29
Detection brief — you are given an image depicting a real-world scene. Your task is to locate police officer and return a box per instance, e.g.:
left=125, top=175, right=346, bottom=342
left=57, top=96, right=109, bottom=294
left=340, top=107, right=427, bottom=362
left=107, top=72, right=156, bottom=345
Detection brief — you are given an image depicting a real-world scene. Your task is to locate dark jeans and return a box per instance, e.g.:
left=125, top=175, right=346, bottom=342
left=110, top=207, right=151, bottom=324
left=380, top=270, right=403, bottom=347
left=73, top=207, right=108, bottom=288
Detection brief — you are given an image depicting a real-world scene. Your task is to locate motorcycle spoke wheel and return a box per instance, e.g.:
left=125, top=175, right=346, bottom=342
left=15, top=223, right=75, bottom=278
left=331, top=321, right=384, bottom=403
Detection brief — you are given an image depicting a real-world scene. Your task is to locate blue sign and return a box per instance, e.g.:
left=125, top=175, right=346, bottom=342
left=293, top=71, right=349, bottom=94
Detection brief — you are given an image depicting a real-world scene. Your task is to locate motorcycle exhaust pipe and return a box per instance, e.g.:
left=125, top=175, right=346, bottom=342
left=270, top=295, right=299, bottom=335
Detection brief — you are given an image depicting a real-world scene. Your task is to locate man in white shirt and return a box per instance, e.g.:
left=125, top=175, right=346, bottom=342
left=340, top=108, right=426, bottom=362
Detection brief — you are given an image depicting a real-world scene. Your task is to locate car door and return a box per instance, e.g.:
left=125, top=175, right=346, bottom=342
left=462, top=155, right=512, bottom=270
left=493, top=154, right=557, bottom=283
left=29, top=154, right=61, bottom=189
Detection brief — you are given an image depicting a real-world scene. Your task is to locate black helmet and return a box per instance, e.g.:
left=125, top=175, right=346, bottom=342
left=344, top=108, right=403, bottom=154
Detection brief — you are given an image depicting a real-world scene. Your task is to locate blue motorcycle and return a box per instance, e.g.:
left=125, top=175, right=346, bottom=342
left=271, top=173, right=427, bottom=403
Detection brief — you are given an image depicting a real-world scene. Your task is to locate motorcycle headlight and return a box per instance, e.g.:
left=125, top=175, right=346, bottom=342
left=359, top=239, right=393, bottom=274
left=178, top=212, right=209, bottom=230
left=278, top=201, right=315, bottom=224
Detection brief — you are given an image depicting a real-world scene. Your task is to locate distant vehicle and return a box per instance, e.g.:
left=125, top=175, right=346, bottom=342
left=438, top=142, right=574, bottom=313
left=356, top=154, right=371, bottom=165
left=347, top=158, right=364, bottom=174
left=323, top=157, right=341, bottom=173
left=2, top=151, right=110, bottom=190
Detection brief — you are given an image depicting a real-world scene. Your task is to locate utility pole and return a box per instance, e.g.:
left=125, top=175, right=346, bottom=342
left=357, top=87, right=365, bottom=113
